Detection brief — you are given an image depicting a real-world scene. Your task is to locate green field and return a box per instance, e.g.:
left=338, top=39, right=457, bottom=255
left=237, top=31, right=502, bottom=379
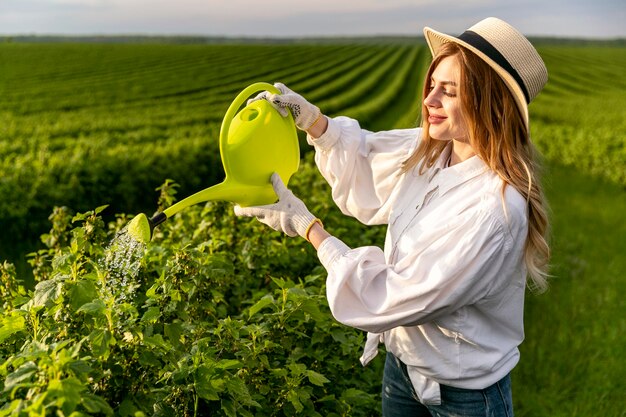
left=0, top=40, right=624, bottom=416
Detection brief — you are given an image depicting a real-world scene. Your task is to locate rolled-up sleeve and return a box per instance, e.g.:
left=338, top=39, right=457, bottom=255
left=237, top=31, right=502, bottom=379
left=308, top=116, right=420, bottom=225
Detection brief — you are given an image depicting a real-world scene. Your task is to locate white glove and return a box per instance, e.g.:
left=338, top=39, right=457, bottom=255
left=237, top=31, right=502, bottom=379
left=234, top=173, right=320, bottom=240
left=249, top=83, right=322, bottom=131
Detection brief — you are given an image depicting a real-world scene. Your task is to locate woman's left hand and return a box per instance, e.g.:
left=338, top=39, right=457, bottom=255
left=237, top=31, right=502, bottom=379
left=248, top=83, right=322, bottom=131
left=234, top=173, right=320, bottom=240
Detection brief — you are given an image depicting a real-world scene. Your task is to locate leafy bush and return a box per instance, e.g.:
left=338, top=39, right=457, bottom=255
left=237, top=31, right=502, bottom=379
left=0, top=158, right=385, bottom=416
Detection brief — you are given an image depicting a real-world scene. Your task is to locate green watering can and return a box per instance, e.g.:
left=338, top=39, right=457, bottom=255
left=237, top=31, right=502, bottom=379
left=127, top=82, right=299, bottom=243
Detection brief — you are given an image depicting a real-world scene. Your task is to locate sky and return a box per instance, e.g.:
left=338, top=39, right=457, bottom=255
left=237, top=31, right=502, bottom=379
left=0, top=0, right=624, bottom=39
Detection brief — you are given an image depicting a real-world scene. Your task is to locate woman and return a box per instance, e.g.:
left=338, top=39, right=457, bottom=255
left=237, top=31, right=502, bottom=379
left=236, top=17, right=550, bottom=416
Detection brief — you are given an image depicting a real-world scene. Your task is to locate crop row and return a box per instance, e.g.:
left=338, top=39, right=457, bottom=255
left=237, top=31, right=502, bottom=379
left=0, top=45, right=346, bottom=113
left=316, top=46, right=411, bottom=114
left=340, top=46, right=424, bottom=122
left=0, top=44, right=393, bottom=147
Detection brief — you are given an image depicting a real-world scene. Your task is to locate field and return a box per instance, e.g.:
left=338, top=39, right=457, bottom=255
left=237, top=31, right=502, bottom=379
left=1, top=40, right=625, bottom=416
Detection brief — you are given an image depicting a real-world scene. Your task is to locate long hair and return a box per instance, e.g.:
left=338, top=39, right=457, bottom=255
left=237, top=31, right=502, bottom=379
left=403, top=42, right=550, bottom=292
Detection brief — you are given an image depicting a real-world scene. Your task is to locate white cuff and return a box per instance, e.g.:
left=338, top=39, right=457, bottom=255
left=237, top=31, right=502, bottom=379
left=307, top=117, right=341, bottom=150
left=359, top=332, right=384, bottom=366
left=317, top=236, right=350, bottom=271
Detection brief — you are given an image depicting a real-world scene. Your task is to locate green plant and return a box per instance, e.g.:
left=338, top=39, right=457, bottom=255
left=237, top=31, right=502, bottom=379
left=1, top=162, right=383, bottom=416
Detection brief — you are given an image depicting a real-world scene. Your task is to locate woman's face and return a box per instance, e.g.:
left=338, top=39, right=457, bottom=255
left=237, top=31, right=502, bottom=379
left=424, top=55, right=469, bottom=142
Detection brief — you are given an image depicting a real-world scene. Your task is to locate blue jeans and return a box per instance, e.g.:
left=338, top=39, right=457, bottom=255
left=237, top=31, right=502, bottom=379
left=382, top=352, right=514, bottom=417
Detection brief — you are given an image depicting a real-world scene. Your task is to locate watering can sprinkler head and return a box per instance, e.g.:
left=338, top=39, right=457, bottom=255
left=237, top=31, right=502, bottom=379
left=127, top=212, right=166, bottom=244
left=126, top=82, right=300, bottom=244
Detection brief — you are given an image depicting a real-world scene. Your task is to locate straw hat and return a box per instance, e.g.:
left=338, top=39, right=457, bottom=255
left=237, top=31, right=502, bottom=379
left=423, top=17, right=548, bottom=128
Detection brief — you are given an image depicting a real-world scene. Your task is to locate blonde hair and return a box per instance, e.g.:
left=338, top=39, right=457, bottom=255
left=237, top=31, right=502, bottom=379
left=403, top=42, right=550, bottom=292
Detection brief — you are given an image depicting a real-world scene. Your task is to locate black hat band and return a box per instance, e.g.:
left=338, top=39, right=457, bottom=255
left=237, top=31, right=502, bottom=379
left=458, top=30, right=530, bottom=103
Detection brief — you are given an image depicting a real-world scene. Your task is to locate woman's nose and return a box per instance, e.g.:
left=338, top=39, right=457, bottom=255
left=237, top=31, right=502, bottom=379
left=424, top=88, right=440, bottom=108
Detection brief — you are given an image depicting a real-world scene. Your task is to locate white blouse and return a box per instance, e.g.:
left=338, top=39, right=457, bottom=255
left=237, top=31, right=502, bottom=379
left=309, top=116, right=528, bottom=405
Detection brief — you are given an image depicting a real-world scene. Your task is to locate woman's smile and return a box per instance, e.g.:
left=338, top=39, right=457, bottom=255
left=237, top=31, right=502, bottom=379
left=427, top=114, right=447, bottom=124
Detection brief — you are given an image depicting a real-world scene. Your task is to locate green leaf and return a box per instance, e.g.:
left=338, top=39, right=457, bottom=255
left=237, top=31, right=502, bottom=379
left=196, top=381, right=221, bottom=401
left=287, top=362, right=307, bottom=376
left=221, top=399, right=236, bottom=417
left=72, top=212, right=87, bottom=222
left=248, top=294, right=275, bottom=318
left=77, top=299, right=106, bottom=315
left=0, top=399, right=23, bottom=417
left=118, top=398, right=140, bottom=417
left=225, top=378, right=259, bottom=407
left=0, top=311, right=26, bottom=343
left=287, top=287, right=308, bottom=298
left=141, top=306, right=161, bottom=323
left=164, top=322, right=183, bottom=347
left=194, top=365, right=223, bottom=401
left=216, top=359, right=241, bottom=370
left=300, top=298, right=325, bottom=322
left=138, top=350, right=161, bottom=368
left=330, top=328, right=348, bottom=344
left=341, top=387, right=371, bottom=401
left=3, top=361, right=37, bottom=392
left=47, top=377, right=84, bottom=415
left=270, top=277, right=288, bottom=289
left=307, top=370, right=330, bottom=386
left=81, top=392, right=114, bottom=416
left=286, top=389, right=304, bottom=412
left=143, top=334, right=171, bottom=351
left=68, top=360, right=92, bottom=378
left=31, top=278, right=63, bottom=308
left=89, top=329, right=114, bottom=358
left=69, top=280, right=98, bottom=312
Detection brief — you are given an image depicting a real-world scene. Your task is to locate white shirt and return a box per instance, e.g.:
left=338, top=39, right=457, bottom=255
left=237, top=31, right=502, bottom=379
left=308, top=116, right=528, bottom=405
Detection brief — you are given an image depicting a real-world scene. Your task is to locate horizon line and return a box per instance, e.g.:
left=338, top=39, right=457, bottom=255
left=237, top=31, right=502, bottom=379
left=1, top=33, right=624, bottom=42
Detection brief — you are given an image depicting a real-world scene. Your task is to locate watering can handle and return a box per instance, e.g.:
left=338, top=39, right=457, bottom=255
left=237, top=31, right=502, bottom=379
left=219, top=82, right=284, bottom=150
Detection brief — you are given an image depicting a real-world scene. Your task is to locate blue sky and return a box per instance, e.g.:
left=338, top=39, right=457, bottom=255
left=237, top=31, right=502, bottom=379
left=0, top=0, right=624, bottom=39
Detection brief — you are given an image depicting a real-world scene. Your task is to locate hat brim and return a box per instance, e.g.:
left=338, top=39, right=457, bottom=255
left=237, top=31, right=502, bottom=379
left=423, top=26, right=529, bottom=128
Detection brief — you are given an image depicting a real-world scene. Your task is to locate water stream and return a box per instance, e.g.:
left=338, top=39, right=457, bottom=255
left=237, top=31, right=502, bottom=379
left=101, top=226, right=146, bottom=302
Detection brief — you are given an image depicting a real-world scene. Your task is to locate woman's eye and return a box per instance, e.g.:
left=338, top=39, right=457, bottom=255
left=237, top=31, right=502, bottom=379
left=428, top=84, right=456, bottom=97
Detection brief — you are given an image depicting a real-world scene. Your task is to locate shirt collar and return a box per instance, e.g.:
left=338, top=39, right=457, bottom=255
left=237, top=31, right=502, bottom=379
left=434, top=144, right=491, bottom=196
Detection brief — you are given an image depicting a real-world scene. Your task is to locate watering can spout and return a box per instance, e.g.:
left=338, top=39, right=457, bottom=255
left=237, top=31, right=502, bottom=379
left=162, top=180, right=278, bottom=219
left=126, top=211, right=167, bottom=244
left=126, top=81, right=299, bottom=244
left=127, top=180, right=279, bottom=244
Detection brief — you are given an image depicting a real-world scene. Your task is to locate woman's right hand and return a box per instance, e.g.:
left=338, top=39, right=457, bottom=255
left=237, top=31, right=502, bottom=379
left=249, top=83, right=323, bottom=132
